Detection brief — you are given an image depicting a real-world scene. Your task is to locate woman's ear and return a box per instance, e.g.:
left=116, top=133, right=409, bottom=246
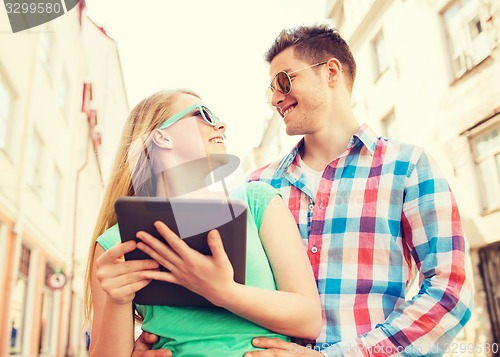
left=152, top=128, right=173, bottom=149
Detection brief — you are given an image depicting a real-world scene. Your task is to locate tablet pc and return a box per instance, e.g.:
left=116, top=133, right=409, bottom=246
left=115, top=196, right=247, bottom=307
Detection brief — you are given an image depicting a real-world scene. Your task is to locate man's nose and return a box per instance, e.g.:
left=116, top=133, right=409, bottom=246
left=271, top=90, right=285, bottom=108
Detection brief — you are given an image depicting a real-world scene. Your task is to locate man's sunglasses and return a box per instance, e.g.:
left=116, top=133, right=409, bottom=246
left=266, top=61, right=327, bottom=103
left=159, top=104, right=220, bottom=130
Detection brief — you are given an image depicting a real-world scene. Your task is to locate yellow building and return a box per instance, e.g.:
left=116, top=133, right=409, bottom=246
left=0, top=4, right=128, bottom=357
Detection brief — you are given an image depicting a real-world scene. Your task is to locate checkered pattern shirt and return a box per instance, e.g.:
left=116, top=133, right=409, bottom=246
left=248, top=124, right=473, bottom=356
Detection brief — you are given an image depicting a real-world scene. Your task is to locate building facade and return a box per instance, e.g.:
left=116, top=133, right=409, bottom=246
left=250, top=0, right=499, bottom=354
left=0, top=4, right=128, bottom=357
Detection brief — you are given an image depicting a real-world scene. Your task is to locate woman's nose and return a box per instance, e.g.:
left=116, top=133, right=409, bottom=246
left=215, top=121, right=226, bottom=132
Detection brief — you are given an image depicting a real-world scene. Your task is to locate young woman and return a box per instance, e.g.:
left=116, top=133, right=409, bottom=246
left=84, top=89, right=321, bottom=356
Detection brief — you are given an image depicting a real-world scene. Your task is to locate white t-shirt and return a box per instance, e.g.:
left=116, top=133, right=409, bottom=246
left=299, top=156, right=323, bottom=198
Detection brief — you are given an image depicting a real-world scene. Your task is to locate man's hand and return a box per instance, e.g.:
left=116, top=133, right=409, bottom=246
left=131, top=331, right=172, bottom=357
left=244, top=338, right=324, bottom=356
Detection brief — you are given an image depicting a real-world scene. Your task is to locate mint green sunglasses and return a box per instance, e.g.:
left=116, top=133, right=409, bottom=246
left=159, top=104, right=220, bottom=130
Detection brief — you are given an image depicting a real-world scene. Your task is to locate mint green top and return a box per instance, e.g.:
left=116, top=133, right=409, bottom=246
left=97, top=181, right=290, bottom=356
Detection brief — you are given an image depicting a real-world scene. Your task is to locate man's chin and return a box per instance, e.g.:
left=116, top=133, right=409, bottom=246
left=285, top=126, right=303, bottom=136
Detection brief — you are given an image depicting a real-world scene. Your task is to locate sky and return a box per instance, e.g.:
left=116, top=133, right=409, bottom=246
left=84, top=0, right=329, bottom=159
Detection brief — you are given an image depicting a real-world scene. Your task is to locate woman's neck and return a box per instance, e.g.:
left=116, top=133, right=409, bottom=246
left=156, top=170, right=226, bottom=199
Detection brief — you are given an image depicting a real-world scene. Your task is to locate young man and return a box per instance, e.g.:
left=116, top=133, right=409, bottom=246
left=132, top=24, right=473, bottom=356
left=245, top=24, right=473, bottom=356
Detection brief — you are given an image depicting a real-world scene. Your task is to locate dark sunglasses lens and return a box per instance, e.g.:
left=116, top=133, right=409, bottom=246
left=276, top=72, right=291, bottom=94
left=202, top=107, right=216, bottom=125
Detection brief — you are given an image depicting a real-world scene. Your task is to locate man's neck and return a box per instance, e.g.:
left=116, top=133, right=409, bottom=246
left=300, top=113, right=359, bottom=172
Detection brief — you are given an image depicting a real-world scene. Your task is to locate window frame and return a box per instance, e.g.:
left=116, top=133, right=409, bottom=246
left=48, top=165, right=62, bottom=217
left=26, top=129, right=44, bottom=195
left=381, top=108, right=397, bottom=139
left=10, top=245, right=31, bottom=355
left=0, top=72, right=15, bottom=153
left=469, top=115, right=500, bottom=215
left=371, top=29, right=390, bottom=81
left=39, top=264, right=55, bottom=355
left=39, top=25, right=55, bottom=78
left=57, top=69, right=70, bottom=119
left=441, top=0, right=492, bottom=80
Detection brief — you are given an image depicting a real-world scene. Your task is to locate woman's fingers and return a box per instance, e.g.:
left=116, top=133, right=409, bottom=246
left=101, top=271, right=152, bottom=293
left=206, top=229, right=227, bottom=265
left=139, top=269, right=178, bottom=285
left=153, top=221, right=192, bottom=257
left=97, top=260, right=158, bottom=289
left=96, top=240, right=137, bottom=267
left=97, top=255, right=159, bottom=278
left=136, top=238, right=177, bottom=272
left=136, top=226, right=180, bottom=258
left=95, top=241, right=159, bottom=284
left=135, top=229, right=182, bottom=269
left=105, top=277, right=152, bottom=302
left=95, top=242, right=160, bottom=304
left=134, top=223, right=236, bottom=303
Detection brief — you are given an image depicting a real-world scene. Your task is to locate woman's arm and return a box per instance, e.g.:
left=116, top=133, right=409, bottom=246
left=137, top=195, right=322, bottom=339
left=89, top=241, right=159, bottom=357
left=224, top=194, right=322, bottom=338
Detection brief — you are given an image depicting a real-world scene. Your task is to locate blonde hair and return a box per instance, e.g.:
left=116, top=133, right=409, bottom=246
left=83, top=89, right=200, bottom=326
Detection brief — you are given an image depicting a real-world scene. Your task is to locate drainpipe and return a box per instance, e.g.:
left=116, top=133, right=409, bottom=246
left=65, top=106, right=92, bottom=357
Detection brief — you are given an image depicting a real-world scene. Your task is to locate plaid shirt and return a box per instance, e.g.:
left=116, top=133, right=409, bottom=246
left=248, top=124, right=473, bottom=356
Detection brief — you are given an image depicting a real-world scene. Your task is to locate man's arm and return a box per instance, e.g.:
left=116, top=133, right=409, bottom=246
left=322, top=150, right=474, bottom=356
left=131, top=331, right=172, bottom=357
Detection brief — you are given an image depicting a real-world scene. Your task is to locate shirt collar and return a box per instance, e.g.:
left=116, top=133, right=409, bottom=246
left=349, top=123, right=377, bottom=155
left=279, top=123, right=378, bottom=172
left=277, top=139, right=302, bottom=174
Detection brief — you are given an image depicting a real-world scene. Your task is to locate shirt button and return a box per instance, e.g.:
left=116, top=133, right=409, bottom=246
left=311, top=246, right=318, bottom=254
left=308, top=203, right=314, bottom=211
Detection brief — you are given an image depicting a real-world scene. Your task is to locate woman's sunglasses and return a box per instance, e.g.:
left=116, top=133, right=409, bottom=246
left=266, top=61, right=327, bottom=103
left=159, top=104, right=219, bottom=130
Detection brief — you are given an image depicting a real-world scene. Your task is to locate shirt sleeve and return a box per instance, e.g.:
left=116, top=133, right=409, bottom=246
left=96, top=224, right=121, bottom=251
left=244, top=181, right=281, bottom=231
left=321, top=150, right=474, bottom=356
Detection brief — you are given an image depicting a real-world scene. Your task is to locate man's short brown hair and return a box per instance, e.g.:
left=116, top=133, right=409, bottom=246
left=265, top=24, right=357, bottom=91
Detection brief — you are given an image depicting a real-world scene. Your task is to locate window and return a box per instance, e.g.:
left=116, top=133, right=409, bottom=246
left=371, top=30, right=390, bottom=79
left=26, top=130, right=44, bottom=193
left=343, top=0, right=374, bottom=32
left=381, top=109, right=397, bottom=138
left=39, top=27, right=54, bottom=75
left=442, top=0, right=492, bottom=79
left=330, top=1, right=345, bottom=29
left=57, top=71, right=70, bottom=117
left=478, top=242, right=500, bottom=347
left=39, top=264, right=55, bottom=355
left=0, top=74, right=13, bottom=150
left=10, top=245, right=31, bottom=355
left=49, top=166, right=62, bottom=216
left=471, top=119, right=500, bottom=213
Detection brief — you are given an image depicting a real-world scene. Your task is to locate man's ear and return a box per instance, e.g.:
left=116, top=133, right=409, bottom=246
left=152, top=128, right=173, bottom=149
left=327, top=57, right=343, bottom=85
